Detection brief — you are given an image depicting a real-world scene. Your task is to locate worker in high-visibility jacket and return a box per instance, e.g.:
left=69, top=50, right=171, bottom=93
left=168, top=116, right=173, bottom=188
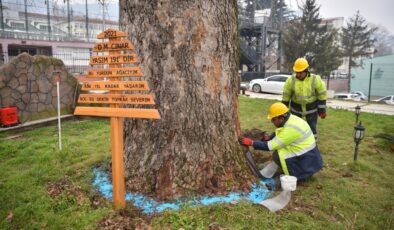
left=282, top=58, right=327, bottom=139
left=239, top=102, right=323, bottom=181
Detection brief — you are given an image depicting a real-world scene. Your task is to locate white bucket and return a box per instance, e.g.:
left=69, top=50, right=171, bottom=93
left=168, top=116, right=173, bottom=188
left=280, top=175, right=297, bottom=191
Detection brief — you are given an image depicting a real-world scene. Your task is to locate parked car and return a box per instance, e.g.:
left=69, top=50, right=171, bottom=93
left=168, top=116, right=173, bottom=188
left=333, top=93, right=361, bottom=101
left=350, top=91, right=368, bottom=100
left=372, top=95, right=394, bottom=105
left=249, top=74, right=291, bottom=94
left=240, top=82, right=249, bottom=91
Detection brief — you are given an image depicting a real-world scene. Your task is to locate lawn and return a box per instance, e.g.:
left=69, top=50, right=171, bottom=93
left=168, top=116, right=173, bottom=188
left=0, top=97, right=393, bottom=229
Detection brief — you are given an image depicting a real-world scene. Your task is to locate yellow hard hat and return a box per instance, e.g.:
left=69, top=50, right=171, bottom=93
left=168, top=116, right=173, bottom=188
left=267, top=102, right=289, bottom=120
left=293, top=58, right=309, bottom=72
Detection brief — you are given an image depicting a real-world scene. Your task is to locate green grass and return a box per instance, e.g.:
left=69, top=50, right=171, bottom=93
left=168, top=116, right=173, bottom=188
left=0, top=97, right=393, bottom=229
left=0, top=118, right=113, bottom=229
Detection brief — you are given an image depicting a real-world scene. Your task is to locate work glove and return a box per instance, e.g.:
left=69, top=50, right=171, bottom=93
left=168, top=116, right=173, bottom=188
left=238, top=137, right=253, bottom=146
left=319, top=112, right=326, bottom=119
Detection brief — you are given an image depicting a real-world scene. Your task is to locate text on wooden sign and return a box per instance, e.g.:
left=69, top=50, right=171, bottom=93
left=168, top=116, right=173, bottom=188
left=87, top=67, right=143, bottom=77
left=90, top=54, right=139, bottom=65
left=82, top=81, right=149, bottom=91
left=78, top=94, right=154, bottom=104
left=93, top=40, right=134, bottom=52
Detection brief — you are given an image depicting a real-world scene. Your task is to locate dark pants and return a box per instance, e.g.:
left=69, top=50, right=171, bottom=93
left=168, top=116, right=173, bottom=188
left=306, top=112, right=318, bottom=138
left=272, top=147, right=323, bottom=182
left=272, top=151, right=280, bottom=166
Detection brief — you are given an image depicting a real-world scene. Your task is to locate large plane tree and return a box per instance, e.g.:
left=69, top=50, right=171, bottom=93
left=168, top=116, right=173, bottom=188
left=119, top=0, right=253, bottom=201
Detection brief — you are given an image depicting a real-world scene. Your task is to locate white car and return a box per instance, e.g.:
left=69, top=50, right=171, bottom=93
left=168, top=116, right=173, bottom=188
left=249, top=74, right=291, bottom=94
left=240, top=82, right=249, bottom=91
left=333, top=93, right=361, bottom=101
left=350, top=91, right=368, bottom=100
left=373, top=95, right=394, bottom=105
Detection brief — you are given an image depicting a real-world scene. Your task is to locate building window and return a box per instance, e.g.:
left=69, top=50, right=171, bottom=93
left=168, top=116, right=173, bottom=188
left=10, top=22, right=25, bottom=29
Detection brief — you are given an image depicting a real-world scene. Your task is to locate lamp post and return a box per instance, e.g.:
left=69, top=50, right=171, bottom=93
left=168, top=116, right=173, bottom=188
left=353, top=122, right=365, bottom=161
left=355, top=105, right=361, bottom=124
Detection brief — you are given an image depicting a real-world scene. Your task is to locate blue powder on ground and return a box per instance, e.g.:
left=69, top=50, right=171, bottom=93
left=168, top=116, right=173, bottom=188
left=93, top=169, right=275, bottom=214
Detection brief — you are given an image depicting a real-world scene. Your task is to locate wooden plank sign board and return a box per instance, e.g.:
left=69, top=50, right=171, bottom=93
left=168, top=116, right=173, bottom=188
left=81, top=81, right=149, bottom=91
left=94, top=40, right=134, bottom=52
left=75, top=29, right=161, bottom=210
left=90, top=54, right=139, bottom=65
left=74, top=107, right=161, bottom=119
left=78, top=94, right=155, bottom=105
left=87, top=67, right=143, bottom=78
left=97, top=29, right=126, bottom=39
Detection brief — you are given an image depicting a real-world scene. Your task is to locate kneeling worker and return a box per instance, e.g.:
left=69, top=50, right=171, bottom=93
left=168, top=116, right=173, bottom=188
left=239, top=102, right=323, bottom=181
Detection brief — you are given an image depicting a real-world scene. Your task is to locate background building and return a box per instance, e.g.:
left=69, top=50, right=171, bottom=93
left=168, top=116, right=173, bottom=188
left=0, top=0, right=118, bottom=74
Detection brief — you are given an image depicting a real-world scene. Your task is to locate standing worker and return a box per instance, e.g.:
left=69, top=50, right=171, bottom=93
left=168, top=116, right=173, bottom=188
left=282, top=58, right=327, bottom=139
left=239, top=102, right=323, bottom=181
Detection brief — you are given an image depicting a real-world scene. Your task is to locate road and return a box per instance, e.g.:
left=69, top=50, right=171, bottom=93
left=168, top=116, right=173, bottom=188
left=242, top=91, right=394, bottom=116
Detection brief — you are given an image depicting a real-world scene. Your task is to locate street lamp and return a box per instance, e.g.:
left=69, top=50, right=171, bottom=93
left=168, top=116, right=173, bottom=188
left=355, top=105, right=361, bottom=124
left=353, top=122, right=365, bottom=161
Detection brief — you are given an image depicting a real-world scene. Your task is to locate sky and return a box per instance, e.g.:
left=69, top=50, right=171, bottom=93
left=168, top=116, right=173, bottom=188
left=286, top=0, right=394, bottom=34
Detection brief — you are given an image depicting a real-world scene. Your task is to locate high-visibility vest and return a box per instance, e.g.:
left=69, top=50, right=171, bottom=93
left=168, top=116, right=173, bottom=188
left=267, top=114, right=316, bottom=175
left=282, top=73, right=327, bottom=116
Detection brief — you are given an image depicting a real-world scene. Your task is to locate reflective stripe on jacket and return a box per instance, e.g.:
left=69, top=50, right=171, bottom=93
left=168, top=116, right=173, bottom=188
left=266, top=114, right=323, bottom=179
left=282, top=73, right=327, bottom=116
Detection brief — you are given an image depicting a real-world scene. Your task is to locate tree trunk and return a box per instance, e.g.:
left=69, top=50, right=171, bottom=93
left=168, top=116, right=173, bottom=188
left=119, top=0, right=254, bottom=201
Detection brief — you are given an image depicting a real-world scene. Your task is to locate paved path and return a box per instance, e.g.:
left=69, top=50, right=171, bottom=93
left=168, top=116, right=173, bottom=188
left=243, top=91, right=394, bottom=116
left=0, top=114, right=74, bottom=132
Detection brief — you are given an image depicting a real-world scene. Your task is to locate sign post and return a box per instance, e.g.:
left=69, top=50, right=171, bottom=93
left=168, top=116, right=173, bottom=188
left=109, top=34, right=126, bottom=209
left=74, top=29, right=160, bottom=209
left=54, top=72, right=62, bottom=151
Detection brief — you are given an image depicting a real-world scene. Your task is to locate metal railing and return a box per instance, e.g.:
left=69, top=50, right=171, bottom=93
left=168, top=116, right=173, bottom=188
left=0, top=30, right=99, bottom=42
left=240, top=40, right=260, bottom=64
left=0, top=52, right=90, bottom=74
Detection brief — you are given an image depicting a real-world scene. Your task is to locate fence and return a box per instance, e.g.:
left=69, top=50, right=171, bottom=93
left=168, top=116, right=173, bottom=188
left=0, top=52, right=91, bottom=74
left=0, top=0, right=119, bottom=43
left=352, top=60, right=394, bottom=99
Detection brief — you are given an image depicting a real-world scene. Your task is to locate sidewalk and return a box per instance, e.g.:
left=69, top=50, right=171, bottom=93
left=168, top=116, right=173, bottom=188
left=243, top=91, right=394, bottom=116
left=0, top=114, right=74, bottom=132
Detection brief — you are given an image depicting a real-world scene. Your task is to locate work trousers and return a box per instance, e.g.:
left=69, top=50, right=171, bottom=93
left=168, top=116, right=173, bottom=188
left=272, top=147, right=323, bottom=182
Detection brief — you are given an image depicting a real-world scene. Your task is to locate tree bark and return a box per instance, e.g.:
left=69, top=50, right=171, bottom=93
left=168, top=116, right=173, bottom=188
left=119, top=0, right=254, bottom=201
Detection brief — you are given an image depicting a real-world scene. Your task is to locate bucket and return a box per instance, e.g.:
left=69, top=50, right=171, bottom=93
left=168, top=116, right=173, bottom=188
left=280, top=175, right=297, bottom=191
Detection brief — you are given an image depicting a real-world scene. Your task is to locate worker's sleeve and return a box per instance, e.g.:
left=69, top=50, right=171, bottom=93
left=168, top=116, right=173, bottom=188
left=315, top=75, right=327, bottom=113
left=252, top=140, right=270, bottom=151
left=282, top=77, right=292, bottom=106
left=267, top=127, right=302, bottom=151
left=269, top=132, right=276, bottom=140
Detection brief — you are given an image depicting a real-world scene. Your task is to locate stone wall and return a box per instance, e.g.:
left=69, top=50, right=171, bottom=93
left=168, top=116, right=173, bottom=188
left=0, top=53, right=77, bottom=123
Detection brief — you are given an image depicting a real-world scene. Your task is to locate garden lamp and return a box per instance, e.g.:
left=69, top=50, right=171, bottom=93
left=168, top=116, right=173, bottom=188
left=353, top=122, right=365, bottom=161
left=355, top=105, right=361, bottom=124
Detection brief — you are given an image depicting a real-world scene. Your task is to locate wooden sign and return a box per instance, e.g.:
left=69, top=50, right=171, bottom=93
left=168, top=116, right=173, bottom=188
left=74, top=107, right=161, bottom=119
left=90, top=54, right=139, bottom=65
left=81, top=81, right=149, bottom=91
left=75, top=29, right=161, bottom=210
left=78, top=94, right=154, bottom=105
left=97, top=29, right=127, bottom=39
left=87, top=67, right=143, bottom=78
left=94, top=40, right=134, bottom=52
